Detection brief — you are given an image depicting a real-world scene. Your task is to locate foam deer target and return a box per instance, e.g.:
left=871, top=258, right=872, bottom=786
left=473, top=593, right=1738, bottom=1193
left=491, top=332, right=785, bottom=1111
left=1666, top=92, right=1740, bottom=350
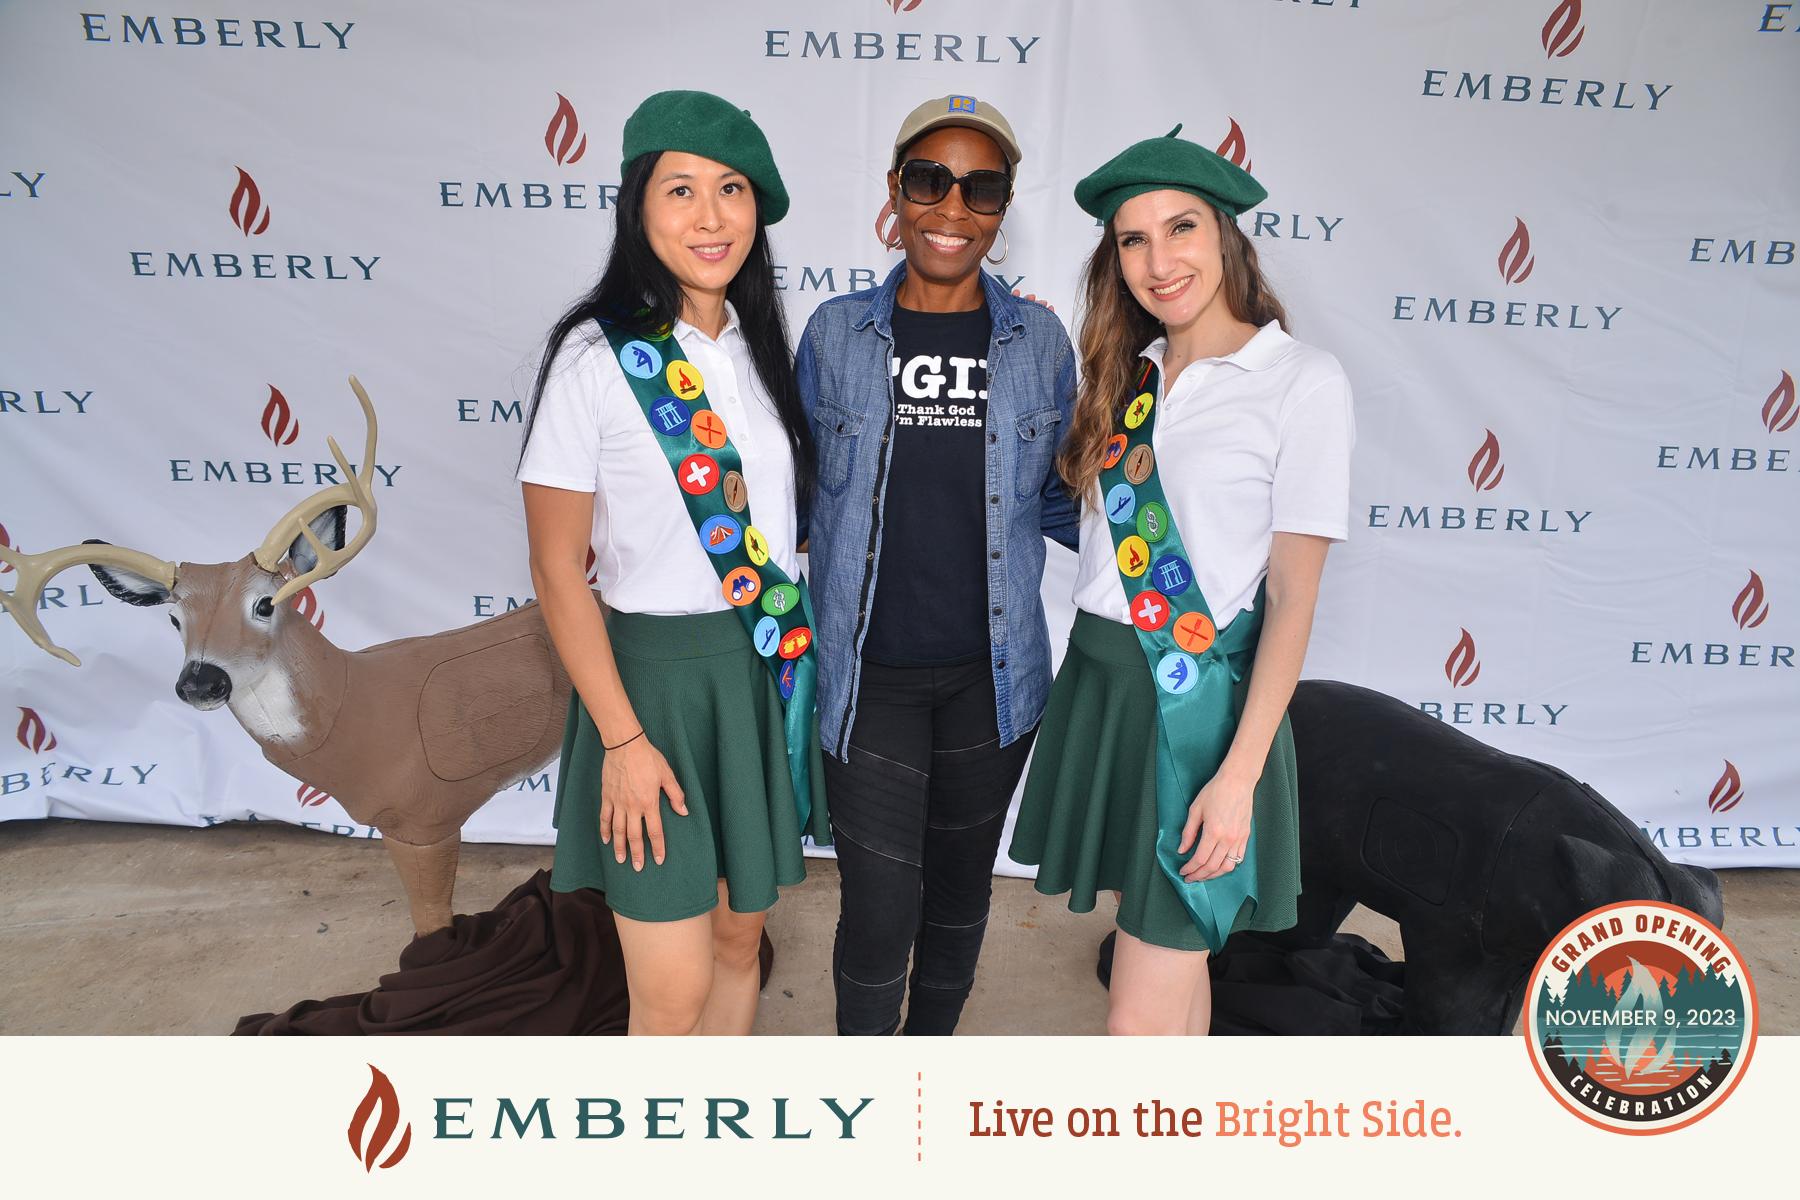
left=0, top=377, right=587, bottom=935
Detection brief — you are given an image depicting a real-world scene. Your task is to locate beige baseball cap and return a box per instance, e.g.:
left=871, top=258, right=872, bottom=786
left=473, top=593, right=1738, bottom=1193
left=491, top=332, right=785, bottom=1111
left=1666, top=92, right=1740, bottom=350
left=891, top=94, right=1022, bottom=171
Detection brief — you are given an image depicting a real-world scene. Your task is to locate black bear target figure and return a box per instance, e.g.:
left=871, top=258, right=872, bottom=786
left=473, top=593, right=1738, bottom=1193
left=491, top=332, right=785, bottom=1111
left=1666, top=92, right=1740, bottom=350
left=1100, top=680, right=1724, bottom=1035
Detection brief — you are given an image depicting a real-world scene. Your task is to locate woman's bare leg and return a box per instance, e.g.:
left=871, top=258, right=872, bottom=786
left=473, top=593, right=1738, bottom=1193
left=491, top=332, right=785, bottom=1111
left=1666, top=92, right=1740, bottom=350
left=614, top=909, right=715, bottom=1036
left=700, top=881, right=767, bottom=1035
left=1107, top=924, right=1209, bottom=1036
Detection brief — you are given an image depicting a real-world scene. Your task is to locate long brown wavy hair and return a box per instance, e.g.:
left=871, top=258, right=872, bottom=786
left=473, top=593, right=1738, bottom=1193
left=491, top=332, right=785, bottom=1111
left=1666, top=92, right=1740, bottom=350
left=1060, top=207, right=1289, bottom=506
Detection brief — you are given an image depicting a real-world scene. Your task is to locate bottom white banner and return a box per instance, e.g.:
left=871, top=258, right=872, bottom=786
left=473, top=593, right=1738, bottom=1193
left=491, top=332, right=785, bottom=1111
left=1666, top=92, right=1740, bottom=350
left=2, top=1035, right=1785, bottom=1194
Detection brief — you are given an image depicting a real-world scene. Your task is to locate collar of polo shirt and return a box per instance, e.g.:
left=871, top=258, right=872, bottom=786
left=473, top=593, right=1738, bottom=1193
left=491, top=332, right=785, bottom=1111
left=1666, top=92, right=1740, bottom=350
left=1141, top=320, right=1292, bottom=376
left=674, top=299, right=744, bottom=346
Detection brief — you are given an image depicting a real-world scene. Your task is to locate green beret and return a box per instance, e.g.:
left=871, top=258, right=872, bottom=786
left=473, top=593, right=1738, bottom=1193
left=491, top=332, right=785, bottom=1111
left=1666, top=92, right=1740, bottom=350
left=1074, top=124, right=1267, bottom=226
left=621, top=90, right=789, bottom=224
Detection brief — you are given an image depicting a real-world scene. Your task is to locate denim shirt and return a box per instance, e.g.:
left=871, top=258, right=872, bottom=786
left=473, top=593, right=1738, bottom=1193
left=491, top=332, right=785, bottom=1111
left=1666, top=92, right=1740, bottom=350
left=796, top=263, right=1079, bottom=761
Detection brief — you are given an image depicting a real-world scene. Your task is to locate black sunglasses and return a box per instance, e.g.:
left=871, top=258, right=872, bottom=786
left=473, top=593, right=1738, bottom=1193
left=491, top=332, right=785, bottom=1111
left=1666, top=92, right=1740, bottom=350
left=897, top=158, right=1013, bottom=216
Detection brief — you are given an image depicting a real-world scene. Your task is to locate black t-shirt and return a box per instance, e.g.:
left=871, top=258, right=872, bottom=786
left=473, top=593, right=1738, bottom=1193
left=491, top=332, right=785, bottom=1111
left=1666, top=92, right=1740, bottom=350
left=862, top=303, right=992, bottom=667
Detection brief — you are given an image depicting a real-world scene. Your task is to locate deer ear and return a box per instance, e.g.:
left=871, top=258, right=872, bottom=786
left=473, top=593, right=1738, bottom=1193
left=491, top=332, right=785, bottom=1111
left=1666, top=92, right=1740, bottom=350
left=82, top=538, right=172, bottom=606
left=287, top=506, right=347, bottom=575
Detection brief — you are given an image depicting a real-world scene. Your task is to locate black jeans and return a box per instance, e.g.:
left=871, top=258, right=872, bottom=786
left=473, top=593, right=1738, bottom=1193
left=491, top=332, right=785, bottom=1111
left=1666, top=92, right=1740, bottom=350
left=825, top=658, right=1037, bottom=1036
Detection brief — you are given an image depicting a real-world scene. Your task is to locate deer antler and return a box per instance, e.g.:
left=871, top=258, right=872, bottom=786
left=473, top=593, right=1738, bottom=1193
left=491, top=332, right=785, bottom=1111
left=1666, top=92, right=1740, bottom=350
left=0, top=542, right=177, bottom=667
left=254, top=376, right=379, bottom=606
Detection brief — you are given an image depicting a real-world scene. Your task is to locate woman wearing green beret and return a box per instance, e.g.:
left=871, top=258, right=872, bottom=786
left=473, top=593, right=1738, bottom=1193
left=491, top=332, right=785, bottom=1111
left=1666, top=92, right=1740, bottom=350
left=517, top=90, right=828, bottom=1035
left=1010, top=127, right=1355, bottom=1035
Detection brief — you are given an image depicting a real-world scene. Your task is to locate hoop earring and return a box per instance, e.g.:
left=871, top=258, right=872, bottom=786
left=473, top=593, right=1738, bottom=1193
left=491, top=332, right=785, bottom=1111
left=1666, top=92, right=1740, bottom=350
left=875, top=200, right=902, bottom=250
left=984, top=227, right=1009, bottom=266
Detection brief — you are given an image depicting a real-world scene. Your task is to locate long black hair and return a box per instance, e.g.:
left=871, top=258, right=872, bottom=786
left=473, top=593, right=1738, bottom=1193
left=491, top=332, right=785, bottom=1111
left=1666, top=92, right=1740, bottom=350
left=520, top=151, right=815, bottom=501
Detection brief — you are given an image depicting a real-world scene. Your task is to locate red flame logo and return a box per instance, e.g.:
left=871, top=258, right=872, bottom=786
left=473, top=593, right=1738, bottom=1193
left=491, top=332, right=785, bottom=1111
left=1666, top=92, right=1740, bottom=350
left=297, top=784, right=332, bottom=808
left=16, top=707, right=58, bottom=754
left=292, top=586, right=325, bottom=631
left=228, top=166, right=271, bottom=237
left=1708, top=760, right=1744, bottom=815
left=1732, top=570, right=1770, bottom=630
left=1467, top=429, right=1505, bottom=492
left=1444, top=629, right=1482, bottom=688
left=1215, top=118, right=1252, bottom=173
left=544, top=93, right=588, bottom=166
left=584, top=545, right=599, bottom=586
left=347, top=1064, right=412, bottom=1172
left=1762, top=370, right=1796, bottom=434
left=889, top=0, right=922, bottom=12
left=260, top=385, right=299, bottom=447
left=1498, top=217, right=1536, bottom=285
left=0, top=522, right=14, bottom=575
left=1541, top=0, right=1585, bottom=59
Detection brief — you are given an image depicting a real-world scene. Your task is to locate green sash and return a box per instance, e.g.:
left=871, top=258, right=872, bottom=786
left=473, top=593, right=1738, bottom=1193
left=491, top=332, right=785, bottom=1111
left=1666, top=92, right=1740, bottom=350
left=1097, top=358, right=1267, bottom=952
left=597, top=318, right=817, bottom=833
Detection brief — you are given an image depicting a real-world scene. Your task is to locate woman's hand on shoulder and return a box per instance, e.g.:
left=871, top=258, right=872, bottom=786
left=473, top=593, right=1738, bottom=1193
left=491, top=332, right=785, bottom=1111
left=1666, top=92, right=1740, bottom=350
left=599, top=736, right=688, bottom=870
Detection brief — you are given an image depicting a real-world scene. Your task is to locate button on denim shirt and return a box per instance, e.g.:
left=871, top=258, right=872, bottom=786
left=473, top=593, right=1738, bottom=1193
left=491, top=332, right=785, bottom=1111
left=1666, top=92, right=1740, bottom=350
left=796, top=263, right=1079, bottom=761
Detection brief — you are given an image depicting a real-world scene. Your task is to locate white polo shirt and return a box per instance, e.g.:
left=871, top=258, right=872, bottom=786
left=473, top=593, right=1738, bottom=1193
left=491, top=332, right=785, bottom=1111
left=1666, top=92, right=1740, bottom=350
left=1071, top=321, right=1354, bottom=628
left=516, top=303, right=800, bottom=616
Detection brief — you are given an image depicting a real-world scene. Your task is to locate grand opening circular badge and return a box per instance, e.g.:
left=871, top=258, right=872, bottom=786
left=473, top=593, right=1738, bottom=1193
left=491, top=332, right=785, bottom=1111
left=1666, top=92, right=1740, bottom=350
left=1523, top=901, right=1758, bottom=1134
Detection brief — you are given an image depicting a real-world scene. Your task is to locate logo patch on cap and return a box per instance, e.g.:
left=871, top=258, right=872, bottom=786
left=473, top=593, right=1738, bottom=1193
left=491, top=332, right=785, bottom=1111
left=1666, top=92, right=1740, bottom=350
left=948, top=96, right=976, bottom=113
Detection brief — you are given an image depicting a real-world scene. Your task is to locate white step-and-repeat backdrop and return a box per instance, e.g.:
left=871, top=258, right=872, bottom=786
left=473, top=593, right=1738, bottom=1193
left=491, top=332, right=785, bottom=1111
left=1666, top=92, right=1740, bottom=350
left=3, top=1, right=1796, bottom=870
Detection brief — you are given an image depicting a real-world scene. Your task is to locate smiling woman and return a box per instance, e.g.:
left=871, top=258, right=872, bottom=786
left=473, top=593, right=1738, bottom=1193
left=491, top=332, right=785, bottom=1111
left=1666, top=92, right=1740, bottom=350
left=795, top=95, right=1081, bottom=1037
left=514, top=90, right=825, bottom=1038
left=884, top=125, right=1012, bottom=298
left=642, top=154, right=758, bottom=311
left=1010, top=127, right=1356, bottom=1037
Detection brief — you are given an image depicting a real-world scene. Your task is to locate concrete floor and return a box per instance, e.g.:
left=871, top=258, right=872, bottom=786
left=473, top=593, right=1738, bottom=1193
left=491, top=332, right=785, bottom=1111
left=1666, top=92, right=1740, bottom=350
left=0, top=818, right=1794, bottom=1036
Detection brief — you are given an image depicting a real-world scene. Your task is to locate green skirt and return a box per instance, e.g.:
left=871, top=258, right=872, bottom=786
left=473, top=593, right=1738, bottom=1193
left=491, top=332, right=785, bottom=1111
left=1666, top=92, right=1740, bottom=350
left=550, top=608, right=830, bottom=923
left=1009, top=610, right=1300, bottom=951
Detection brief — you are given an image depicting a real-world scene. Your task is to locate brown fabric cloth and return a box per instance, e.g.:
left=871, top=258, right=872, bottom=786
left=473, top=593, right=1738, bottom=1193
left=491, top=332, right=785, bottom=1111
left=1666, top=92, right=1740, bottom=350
left=234, top=871, right=628, bottom=1036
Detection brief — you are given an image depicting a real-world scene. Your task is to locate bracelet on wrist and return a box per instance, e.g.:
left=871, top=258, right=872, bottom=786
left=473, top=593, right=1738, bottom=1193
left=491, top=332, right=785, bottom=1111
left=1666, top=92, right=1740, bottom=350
left=603, top=729, right=645, bottom=752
